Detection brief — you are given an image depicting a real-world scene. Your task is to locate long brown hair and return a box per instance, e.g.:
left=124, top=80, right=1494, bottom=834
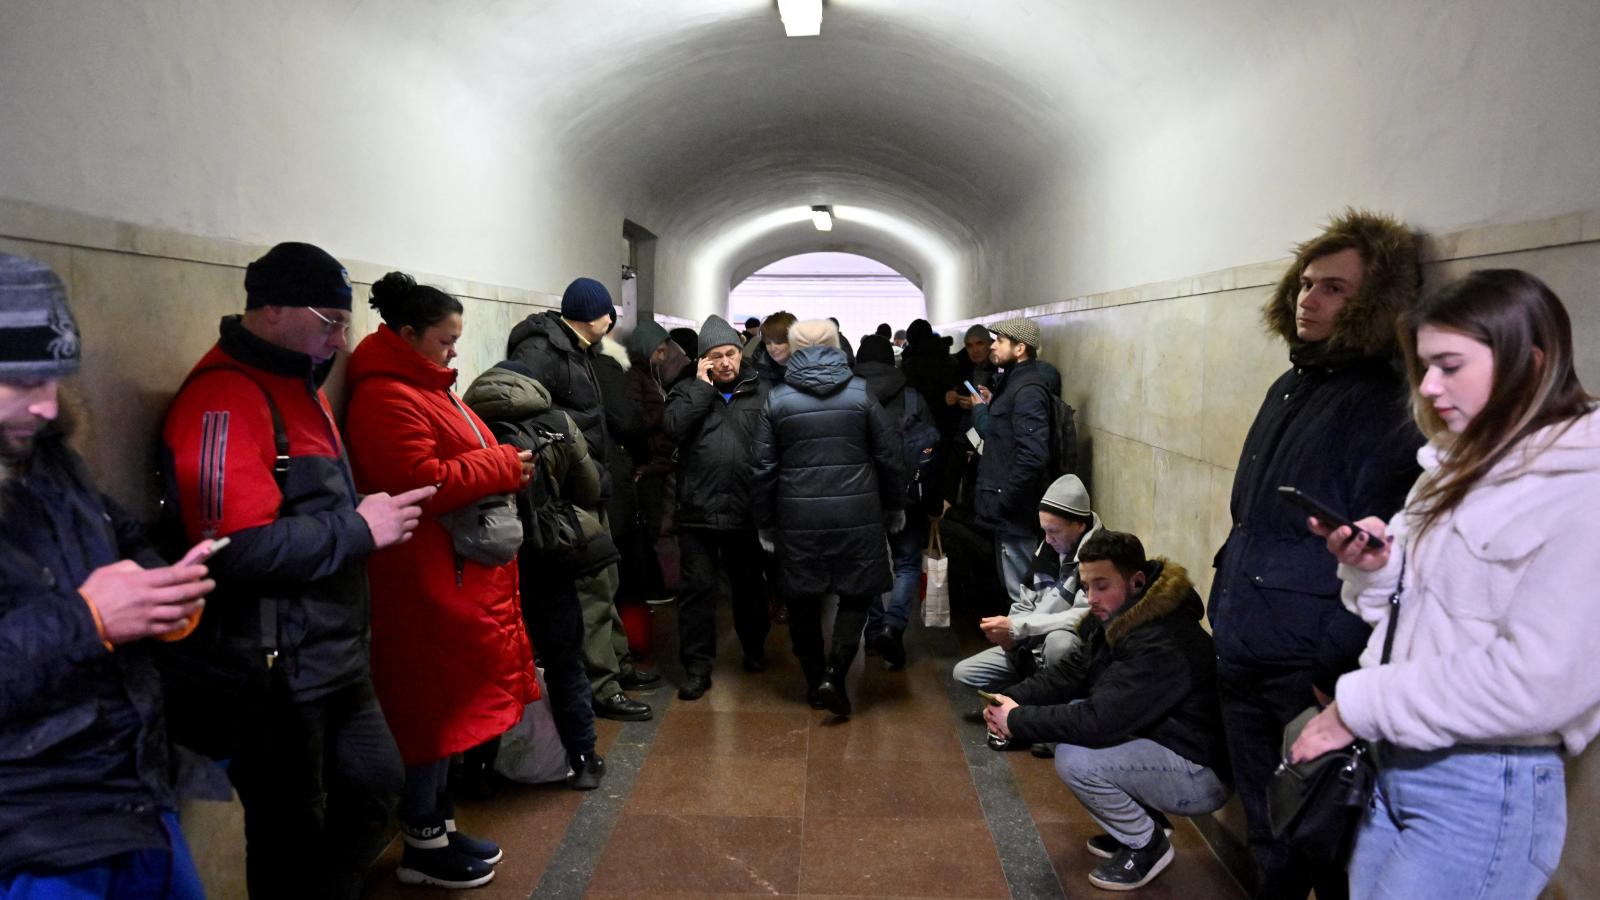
left=1400, top=269, right=1591, bottom=536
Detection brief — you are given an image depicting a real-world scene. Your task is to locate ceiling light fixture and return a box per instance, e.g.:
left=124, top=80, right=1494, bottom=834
left=778, top=0, right=822, bottom=37
left=811, top=205, right=834, bottom=231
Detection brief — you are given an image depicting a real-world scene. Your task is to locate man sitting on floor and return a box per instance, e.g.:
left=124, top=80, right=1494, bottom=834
left=984, top=530, right=1230, bottom=892
left=953, top=474, right=1100, bottom=695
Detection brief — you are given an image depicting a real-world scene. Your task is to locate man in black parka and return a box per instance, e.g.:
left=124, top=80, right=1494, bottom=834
left=753, top=319, right=905, bottom=717
left=662, top=315, right=771, bottom=701
left=972, top=317, right=1053, bottom=606
left=1208, top=210, right=1423, bottom=899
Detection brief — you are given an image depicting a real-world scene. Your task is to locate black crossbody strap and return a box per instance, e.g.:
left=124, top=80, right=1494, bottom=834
left=1379, top=554, right=1406, bottom=666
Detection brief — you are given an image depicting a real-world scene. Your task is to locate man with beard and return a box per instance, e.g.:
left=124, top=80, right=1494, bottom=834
left=0, top=254, right=213, bottom=898
left=663, top=315, right=771, bottom=700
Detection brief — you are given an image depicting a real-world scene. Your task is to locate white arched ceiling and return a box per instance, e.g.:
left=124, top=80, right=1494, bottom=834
left=5, top=1, right=1598, bottom=320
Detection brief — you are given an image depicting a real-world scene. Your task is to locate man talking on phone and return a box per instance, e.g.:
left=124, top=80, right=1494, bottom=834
left=1207, top=211, right=1424, bottom=899
left=662, top=315, right=771, bottom=700
left=163, top=242, right=433, bottom=900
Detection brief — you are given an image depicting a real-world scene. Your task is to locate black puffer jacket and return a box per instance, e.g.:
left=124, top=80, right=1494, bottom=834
left=0, top=433, right=175, bottom=878
left=856, top=359, right=940, bottom=514
left=1209, top=349, right=1422, bottom=691
left=1006, top=559, right=1230, bottom=777
left=506, top=310, right=609, bottom=497
left=753, top=346, right=905, bottom=597
left=591, top=339, right=644, bottom=534
left=974, top=359, right=1053, bottom=538
left=899, top=338, right=955, bottom=435
left=663, top=363, right=765, bottom=530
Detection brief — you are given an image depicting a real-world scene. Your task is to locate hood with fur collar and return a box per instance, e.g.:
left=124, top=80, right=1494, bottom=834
left=1263, top=209, right=1422, bottom=357
left=595, top=335, right=630, bottom=371
left=1083, top=557, right=1203, bottom=646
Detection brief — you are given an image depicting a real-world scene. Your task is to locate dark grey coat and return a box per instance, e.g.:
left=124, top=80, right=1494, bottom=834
left=753, top=346, right=905, bottom=597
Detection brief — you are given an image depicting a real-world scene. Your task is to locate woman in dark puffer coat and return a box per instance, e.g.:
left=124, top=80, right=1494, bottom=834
left=753, top=320, right=905, bottom=716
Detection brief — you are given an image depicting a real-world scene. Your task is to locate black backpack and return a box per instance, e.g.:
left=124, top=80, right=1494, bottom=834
left=899, top=389, right=944, bottom=515
left=1047, top=393, right=1079, bottom=477
left=490, top=418, right=619, bottom=579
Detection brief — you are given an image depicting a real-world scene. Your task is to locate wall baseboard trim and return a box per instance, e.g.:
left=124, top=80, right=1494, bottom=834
left=0, top=196, right=560, bottom=309
left=937, top=207, right=1600, bottom=333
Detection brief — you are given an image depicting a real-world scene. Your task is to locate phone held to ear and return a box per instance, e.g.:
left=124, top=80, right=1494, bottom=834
left=1276, top=486, right=1382, bottom=550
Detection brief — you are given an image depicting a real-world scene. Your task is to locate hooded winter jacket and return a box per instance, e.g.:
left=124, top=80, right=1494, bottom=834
left=343, top=324, right=537, bottom=765
left=506, top=310, right=609, bottom=496
left=1005, top=559, right=1230, bottom=776
left=0, top=430, right=176, bottom=878
left=164, top=316, right=377, bottom=702
left=753, top=345, right=905, bottom=597
left=1335, top=407, right=1600, bottom=755
left=1209, top=213, right=1425, bottom=692
left=463, top=364, right=618, bottom=578
left=663, top=362, right=766, bottom=530
left=974, top=359, right=1053, bottom=538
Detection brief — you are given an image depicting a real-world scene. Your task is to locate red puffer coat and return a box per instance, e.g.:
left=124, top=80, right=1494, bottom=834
left=344, top=324, right=538, bottom=766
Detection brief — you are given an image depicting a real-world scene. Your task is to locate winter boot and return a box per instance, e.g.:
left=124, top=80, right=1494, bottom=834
left=814, top=665, right=852, bottom=717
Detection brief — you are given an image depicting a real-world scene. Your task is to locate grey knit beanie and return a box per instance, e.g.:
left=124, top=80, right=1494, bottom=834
left=0, top=253, right=81, bottom=380
left=625, top=319, right=671, bottom=359
left=1038, top=474, right=1091, bottom=518
left=697, top=315, right=743, bottom=355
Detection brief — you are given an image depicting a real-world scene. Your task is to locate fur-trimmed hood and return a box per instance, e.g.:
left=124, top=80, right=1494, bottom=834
left=1083, top=557, right=1203, bottom=646
left=1263, top=209, right=1422, bottom=357
left=596, top=335, right=630, bottom=371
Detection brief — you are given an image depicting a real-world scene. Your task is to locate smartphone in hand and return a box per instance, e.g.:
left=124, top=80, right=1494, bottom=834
left=977, top=690, right=1004, bottom=707
left=177, top=536, right=231, bottom=567
left=1277, top=487, right=1382, bottom=550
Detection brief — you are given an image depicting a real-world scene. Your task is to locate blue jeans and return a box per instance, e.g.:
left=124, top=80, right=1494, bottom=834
left=1349, top=744, right=1565, bottom=900
left=1054, top=738, right=1230, bottom=849
left=870, top=514, right=929, bottom=634
left=0, top=812, right=203, bottom=899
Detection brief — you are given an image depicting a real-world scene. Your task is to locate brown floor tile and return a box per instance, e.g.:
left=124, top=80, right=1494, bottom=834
left=798, top=817, right=1010, bottom=897
left=652, top=708, right=812, bottom=760
left=1002, top=750, right=1081, bottom=823
left=804, top=758, right=984, bottom=820
left=807, top=710, right=965, bottom=763
left=587, top=813, right=802, bottom=895
left=628, top=754, right=808, bottom=817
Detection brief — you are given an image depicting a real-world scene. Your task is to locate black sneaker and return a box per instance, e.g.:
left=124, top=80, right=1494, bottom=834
left=568, top=753, right=605, bottom=791
left=1087, top=829, right=1174, bottom=891
left=397, top=843, right=496, bottom=889
left=678, top=671, right=712, bottom=701
left=444, top=822, right=502, bottom=865
left=1086, top=821, right=1174, bottom=860
left=1030, top=742, right=1054, bottom=759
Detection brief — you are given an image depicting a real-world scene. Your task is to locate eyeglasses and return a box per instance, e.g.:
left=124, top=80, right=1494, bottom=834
left=305, top=307, right=353, bottom=337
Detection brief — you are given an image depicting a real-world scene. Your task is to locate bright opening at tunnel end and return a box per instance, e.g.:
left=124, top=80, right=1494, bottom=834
left=778, top=0, right=822, bottom=37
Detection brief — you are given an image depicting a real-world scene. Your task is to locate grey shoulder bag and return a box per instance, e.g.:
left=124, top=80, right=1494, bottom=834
left=436, top=394, right=524, bottom=567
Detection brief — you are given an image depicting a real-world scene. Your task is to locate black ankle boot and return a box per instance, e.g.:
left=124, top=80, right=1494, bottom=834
left=814, top=665, right=851, bottom=716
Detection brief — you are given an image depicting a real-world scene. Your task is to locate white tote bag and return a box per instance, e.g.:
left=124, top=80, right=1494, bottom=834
left=922, top=522, right=951, bottom=628
left=493, top=668, right=571, bottom=784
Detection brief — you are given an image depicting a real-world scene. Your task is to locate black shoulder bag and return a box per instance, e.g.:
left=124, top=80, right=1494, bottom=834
left=1268, top=555, right=1404, bottom=864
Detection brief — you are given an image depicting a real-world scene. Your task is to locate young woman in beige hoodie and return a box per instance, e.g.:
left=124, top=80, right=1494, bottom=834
left=1291, top=269, right=1598, bottom=899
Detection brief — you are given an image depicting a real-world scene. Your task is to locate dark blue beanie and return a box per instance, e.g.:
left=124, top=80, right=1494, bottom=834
left=561, top=277, right=614, bottom=323
left=244, top=242, right=353, bottom=311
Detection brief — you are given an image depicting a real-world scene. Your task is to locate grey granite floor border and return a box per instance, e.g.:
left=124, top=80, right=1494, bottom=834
left=526, top=690, right=673, bottom=899
left=924, top=626, right=1066, bottom=900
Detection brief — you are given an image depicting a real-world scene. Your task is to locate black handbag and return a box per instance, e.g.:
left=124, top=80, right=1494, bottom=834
left=1268, top=555, right=1404, bottom=864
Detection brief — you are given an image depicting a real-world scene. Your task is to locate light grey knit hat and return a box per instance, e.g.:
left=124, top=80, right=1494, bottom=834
left=1038, top=474, right=1091, bottom=518
left=0, top=253, right=80, bottom=380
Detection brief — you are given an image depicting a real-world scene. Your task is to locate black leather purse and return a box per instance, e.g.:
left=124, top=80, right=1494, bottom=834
left=1269, top=556, right=1404, bottom=864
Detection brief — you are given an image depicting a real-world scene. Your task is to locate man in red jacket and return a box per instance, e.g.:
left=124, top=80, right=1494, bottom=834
left=163, top=242, right=433, bottom=900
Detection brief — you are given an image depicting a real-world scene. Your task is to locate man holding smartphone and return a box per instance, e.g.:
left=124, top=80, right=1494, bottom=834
left=163, top=242, right=433, bottom=900
left=1208, top=211, right=1424, bottom=899
left=0, top=254, right=214, bottom=897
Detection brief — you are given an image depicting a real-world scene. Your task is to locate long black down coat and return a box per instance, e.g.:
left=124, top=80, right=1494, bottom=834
left=753, top=345, right=905, bottom=598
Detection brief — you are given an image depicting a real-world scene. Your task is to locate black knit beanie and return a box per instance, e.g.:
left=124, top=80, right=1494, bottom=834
left=244, top=242, right=353, bottom=311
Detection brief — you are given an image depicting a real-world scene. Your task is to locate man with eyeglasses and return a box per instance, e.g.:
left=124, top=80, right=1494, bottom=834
left=163, top=241, right=433, bottom=899
left=662, top=315, right=772, bottom=700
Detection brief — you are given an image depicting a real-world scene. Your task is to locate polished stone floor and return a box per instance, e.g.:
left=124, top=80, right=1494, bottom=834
left=362, top=600, right=1244, bottom=899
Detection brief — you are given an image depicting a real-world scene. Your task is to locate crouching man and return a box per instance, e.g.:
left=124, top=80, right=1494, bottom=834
left=984, top=531, right=1229, bottom=892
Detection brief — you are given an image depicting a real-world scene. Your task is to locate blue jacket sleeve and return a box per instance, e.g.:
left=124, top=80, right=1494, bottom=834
left=0, top=588, right=109, bottom=722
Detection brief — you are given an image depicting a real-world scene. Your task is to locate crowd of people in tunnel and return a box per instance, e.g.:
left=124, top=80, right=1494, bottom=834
left=2, top=204, right=1598, bottom=899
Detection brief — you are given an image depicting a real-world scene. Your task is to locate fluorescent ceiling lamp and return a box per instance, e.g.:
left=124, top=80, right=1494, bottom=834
left=811, top=205, right=834, bottom=231
left=778, top=0, right=822, bottom=37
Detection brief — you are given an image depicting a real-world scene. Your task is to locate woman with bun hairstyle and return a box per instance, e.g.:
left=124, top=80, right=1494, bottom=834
left=344, top=272, right=537, bottom=889
left=1291, top=269, right=1599, bottom=899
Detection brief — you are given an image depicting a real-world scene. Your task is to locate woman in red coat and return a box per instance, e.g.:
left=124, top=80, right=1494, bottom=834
left=345, top=272, right=537, bottom=890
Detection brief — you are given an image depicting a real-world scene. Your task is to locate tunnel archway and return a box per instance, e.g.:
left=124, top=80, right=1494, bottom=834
left=729, top=252, right=926, bottom=345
